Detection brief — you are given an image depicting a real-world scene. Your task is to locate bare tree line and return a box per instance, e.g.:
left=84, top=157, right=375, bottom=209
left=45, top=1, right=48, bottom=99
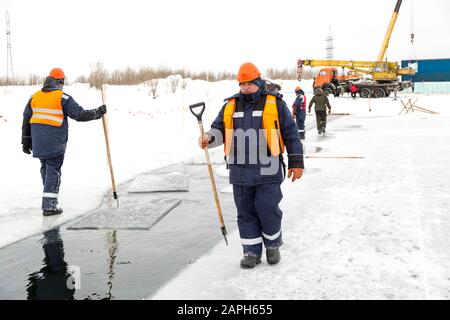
left=82, top=63, right=301, bottom=89
left=81, top=62, right=241, bottom=89
left=0, top=74, right=46, bottom=86
left=0, top=63, right=301, bottom=87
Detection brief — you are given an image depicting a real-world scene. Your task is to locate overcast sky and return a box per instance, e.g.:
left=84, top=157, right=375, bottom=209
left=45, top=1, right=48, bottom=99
left=0, top=0, right=449, bottom=80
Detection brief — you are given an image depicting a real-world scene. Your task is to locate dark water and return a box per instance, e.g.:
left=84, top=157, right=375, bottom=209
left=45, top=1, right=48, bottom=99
left=0, top=117, right=338, bottom=300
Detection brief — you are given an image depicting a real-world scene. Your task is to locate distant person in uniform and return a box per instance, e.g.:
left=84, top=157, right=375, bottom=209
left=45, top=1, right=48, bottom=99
left=199, top=62, right=304, bottom=269
left=308, top=88, right=332, bottom=135
left=292, top=86, right=307, bottom=140
left=21, top=68, right=107, bottom=216
left=26, top=227, right=76, bottom=300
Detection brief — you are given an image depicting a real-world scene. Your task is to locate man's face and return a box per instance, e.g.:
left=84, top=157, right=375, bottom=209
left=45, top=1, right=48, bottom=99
left=239, top=81, right=259, bottom=94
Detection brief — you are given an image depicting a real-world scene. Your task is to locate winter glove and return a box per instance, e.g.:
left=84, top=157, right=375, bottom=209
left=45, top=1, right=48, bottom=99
left=288, top=168, right=303, bottom=182
left=95, top=105, right=107, bottom=119
left=22, top=136, right=32, bottom=154
left=308, top=108, right=311, bottom=113
left=328, top=109, right=331, bottom=115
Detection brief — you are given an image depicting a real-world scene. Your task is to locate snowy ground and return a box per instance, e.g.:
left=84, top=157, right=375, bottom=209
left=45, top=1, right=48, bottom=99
left=0, top=78, right=235, bottom=248
left=1, top=81, right=450, bottom=299
left=150, top=92, right=450, bottom=300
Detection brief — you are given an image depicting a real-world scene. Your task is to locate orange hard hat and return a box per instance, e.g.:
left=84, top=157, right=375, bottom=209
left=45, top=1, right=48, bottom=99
left=49, top=68, right=65, bottom=79
left=237, top=62, right=260, bottom=83
left=295, top=86, right=301, bottom=91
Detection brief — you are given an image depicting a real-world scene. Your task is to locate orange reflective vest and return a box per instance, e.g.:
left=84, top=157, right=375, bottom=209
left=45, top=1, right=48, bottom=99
left=30, top=90, right=64, bottom=126
left=223, top=95, right=285, bottom=157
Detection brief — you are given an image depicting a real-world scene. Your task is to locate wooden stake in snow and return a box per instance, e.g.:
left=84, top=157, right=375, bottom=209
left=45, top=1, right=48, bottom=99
left=101, top=84, right=119, bottom=207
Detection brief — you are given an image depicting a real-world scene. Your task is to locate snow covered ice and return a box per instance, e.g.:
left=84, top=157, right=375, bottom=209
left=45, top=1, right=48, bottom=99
left=150, top=87, right=450, bottom=299
left=1, top=80, right=450, bottom=299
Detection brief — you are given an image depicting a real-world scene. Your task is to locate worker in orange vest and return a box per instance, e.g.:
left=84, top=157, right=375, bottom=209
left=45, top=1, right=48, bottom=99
left=199, top=62, right=304, bottom=268
left=21, top=68, right=107, bottom=216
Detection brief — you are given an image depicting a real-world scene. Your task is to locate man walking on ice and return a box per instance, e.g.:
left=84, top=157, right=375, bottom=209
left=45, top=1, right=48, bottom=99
left=199, top=62, right=304, bottom=268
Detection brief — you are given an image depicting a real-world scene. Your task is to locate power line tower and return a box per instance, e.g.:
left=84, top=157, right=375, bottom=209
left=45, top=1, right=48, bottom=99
left=325, top=26, right=334, bottom=60
left=6, top=11, right=14, bottom=84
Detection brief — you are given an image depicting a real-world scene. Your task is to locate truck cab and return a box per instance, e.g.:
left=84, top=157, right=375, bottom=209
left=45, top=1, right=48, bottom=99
left=313, top=68, right=343, bottom=96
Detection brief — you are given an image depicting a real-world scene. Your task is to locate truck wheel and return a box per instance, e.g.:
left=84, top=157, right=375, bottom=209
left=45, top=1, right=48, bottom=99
left=324, top=87, right=334, bottom=96
left=373, top=88, right=386, bottom=98
left=359, top=88, right=371, bottom=98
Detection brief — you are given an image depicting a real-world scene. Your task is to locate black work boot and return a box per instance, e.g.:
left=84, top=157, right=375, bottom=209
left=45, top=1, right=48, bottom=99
left=43, top=208, right=63, bottom=217
left=266, top=248, right=281, bottom=265
left=240, top=255, right=261, bottom=269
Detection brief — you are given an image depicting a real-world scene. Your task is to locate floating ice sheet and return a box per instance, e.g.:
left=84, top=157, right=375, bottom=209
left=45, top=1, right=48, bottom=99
left=67, top=198, right=181, bottom=230
left=220, top=185, right=233, bottom=194
left=128, top=172, right=189, bottom=193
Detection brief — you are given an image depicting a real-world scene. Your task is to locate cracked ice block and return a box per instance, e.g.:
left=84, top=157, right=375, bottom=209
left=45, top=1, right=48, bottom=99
left=67, top=198, right=181, bottom=230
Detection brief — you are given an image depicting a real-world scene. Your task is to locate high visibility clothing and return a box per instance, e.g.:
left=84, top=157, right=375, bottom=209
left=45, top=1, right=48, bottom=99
left=30, top=90, right=64, bottom=126
left=40, top=154, right=64, bottom=211
left=207, top=88, right=304, bottom=259
left=22, top=77, right=104, bottom=212
left=208, top=89, right=303, bottom=186
left=223, top=94, right=285, bottom=157
left=22, top=77, right=102, bottom=159
left=233, top=183, right=283, bottom=257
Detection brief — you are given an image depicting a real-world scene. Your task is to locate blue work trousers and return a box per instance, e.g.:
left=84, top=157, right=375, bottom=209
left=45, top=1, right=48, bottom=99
left=40, top=154, right=64, bottom=211
left=233, top=183, right=283, bottom=257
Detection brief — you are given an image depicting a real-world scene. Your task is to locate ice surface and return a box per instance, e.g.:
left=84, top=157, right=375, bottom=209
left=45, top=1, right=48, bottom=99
left=128, top=172, right=189, bottom=193
left=219, top=185, right=233, bottom=194
left=67, top=198, right=181, bottom=230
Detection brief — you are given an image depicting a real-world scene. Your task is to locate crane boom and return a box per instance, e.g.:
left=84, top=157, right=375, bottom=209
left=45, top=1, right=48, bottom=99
left=377, top=0, right=403, bottom=61
left=299, top=59, right=399, bottom=70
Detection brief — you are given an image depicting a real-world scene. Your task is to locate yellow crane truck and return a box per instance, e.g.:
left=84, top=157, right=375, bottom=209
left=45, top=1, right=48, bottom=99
left=297, top=0, right=416, bottom=98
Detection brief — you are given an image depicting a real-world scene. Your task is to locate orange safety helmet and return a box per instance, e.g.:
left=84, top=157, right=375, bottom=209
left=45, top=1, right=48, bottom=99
left=237, top=62, right=260, bottom=83
left=295, top=86, right=301, bottom=91
left=49, top=68, right=65, bottom=79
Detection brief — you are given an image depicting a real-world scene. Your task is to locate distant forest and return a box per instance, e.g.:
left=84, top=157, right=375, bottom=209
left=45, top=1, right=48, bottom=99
left=0, top=62, right=307, bottom=88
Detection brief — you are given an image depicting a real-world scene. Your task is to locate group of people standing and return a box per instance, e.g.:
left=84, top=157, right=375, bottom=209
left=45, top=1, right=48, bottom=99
left=292, top=86, right=332, bottom=137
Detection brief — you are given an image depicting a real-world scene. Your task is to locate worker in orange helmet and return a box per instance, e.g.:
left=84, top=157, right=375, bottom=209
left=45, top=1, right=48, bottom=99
left=199, top=62, right=304, bottom=268
left=21, top=68, right=107, bottom=216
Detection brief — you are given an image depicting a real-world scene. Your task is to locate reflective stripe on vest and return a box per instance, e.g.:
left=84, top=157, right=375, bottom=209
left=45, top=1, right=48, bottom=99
left=223, top=95, right=285, bottom=157
left=30, top=90, right=64, bottom=126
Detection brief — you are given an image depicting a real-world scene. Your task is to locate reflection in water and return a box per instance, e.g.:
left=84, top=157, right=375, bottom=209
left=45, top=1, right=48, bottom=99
left=105, top=230, right=118, bottom=300
left=26, top=227, right=75, bottom=300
